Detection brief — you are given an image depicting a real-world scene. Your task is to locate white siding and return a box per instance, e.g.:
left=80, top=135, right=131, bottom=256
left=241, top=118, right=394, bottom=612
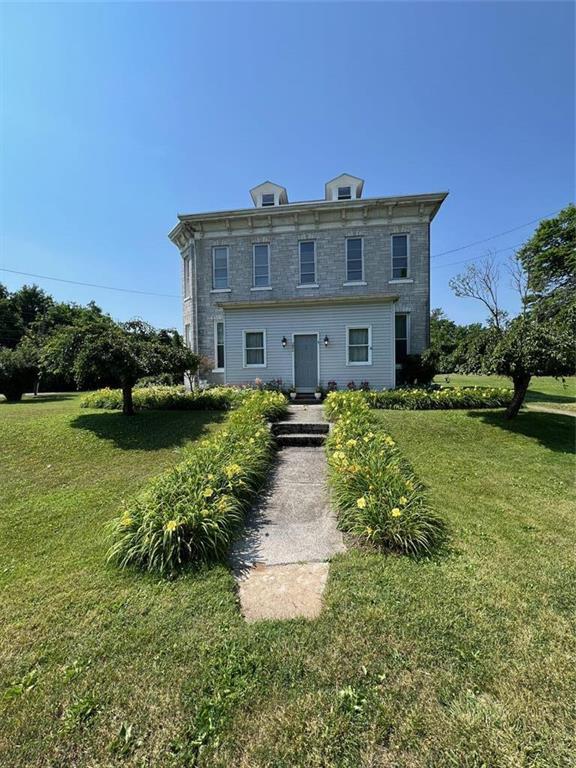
left=223, top=301, right=395, bottom=389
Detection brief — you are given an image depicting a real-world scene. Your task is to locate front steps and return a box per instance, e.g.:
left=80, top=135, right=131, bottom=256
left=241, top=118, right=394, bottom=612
left=272, top=419, right=329, bottom=447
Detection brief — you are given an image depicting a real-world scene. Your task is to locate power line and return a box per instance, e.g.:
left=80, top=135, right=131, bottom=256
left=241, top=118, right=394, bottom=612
left=430, top=209, right=560, bottom=259
left=0, top=268, right=180, bottom=299
left=432, top=242, right=524, bottom=270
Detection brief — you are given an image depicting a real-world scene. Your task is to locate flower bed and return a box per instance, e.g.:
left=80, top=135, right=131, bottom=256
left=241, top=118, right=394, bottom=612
left=81, top=385, right=246, bottom=412
left=324, top=386, right=512, bottom=416
left=324, top=391, right=445, bottom=555
left=106, top=390, right=287, bottom=576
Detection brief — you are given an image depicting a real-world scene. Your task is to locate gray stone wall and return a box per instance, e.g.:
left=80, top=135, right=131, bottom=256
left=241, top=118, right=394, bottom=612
left=191, top=221, right=430, bottom=364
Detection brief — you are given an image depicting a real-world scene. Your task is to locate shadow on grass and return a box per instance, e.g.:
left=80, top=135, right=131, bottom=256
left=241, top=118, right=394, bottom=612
left=71, top=409, right=225, bottom=451
left=467, top=409, right=575, bottom=455
left=525, top=388, right=576, bottom=407
left=0, top=393, right=78, bottom=404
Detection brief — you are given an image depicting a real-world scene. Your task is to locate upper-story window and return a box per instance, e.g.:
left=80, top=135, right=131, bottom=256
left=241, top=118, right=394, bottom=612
left=337, top=186, right=352, bottom=200
left=346, top=237, right=364, bottom=282
left=299, top=241, right=316, bottom=285
left=183, top=256, right=191, bottom=297
left=261, top=193, right=275, bottom=207
left=392, top=234, right=409, bottom=279
left=253, top=243, right=270, bottom=287
left=212, top=246, right=229, bottom=290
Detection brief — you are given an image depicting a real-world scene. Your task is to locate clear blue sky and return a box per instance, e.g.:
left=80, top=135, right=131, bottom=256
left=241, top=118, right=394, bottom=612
left=1, top=1, right=573, bottom=328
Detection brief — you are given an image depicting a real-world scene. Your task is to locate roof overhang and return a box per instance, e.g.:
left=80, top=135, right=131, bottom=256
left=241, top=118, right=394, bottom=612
left=216, top=293, right=399, bottom=311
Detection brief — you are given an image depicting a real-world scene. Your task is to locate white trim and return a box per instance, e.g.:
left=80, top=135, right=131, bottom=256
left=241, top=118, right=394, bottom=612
left=296, top=283, right=319, bottom=289
left=346, top=325, right=372, bottom=366
left=298, top=239, right=317, bottom=286
left=212, top=245, right=229, bottom=290
left=210, top=288, right=231, bottom=294
left=389, top=278, right=414, bottom=284
left=292, top=332, right=320, bottom=392
left=243, top=329, right=267, bottom=368
left=343, top=281, right=367, bottom=287
left=391, top=233, right=410, bottom=280
left=213, top=319, right=225, bottom=373
left=345, top=236, right=364, bottom=282
left=250, top=286, right=272, bottom=291
left=252, top=242, right=270, bottom=288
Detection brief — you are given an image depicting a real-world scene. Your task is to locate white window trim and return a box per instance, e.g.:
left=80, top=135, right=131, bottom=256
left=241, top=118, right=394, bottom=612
left=213, top=319, right=225, bottom=372
left=345, top=237, right=364, bottom=283
left=389, top=278, right=414, bottom=285
left=346, top=325, right=372, bottom=366
left=261, top=193, right=275, bottom=207
left=299, top=240, right=317, bottom=286
left=391, top=233, right=410, bottom=280
left=250, top=286, right=272, bottom=292
left=343, top=281, right=368, bottom=287
left=394, top=312, right=410, bottom=370
left=243, top=329, right=267, bottom=368
left=252, top=243, right=270, bottom=288
left=337, top=185, right=352, bottom=200
left=212, top=246, right=229, bottom=290
left=296, top=283, right=320, bottom=289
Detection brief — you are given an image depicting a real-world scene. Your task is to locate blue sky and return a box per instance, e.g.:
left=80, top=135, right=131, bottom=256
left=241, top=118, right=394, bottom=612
left=1, top=1, right=573, bottom=328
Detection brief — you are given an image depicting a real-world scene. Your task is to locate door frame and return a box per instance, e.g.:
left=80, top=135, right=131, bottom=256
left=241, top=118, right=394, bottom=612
left=292, top=332, right=320, bottom=392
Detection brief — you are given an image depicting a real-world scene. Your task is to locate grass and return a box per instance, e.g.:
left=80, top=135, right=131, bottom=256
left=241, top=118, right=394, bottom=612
left=435, top=373, right=576, bottom=412
left=1, top=394, right=575, bottom=766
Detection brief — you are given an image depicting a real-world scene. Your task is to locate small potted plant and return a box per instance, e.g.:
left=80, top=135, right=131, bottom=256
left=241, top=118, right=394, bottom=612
left=289, top=385, right=297, bottom=400
left=314, top=385, right=323, bottom=401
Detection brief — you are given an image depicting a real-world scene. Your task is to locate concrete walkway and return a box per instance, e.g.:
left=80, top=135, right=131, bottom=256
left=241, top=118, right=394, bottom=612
left=231, top=404, right=345, bottom=621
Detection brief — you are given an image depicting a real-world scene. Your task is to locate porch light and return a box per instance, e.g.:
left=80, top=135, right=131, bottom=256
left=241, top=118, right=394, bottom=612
left=281, top=336, right=288, bottom=348
left=323, top=335, right=329, bottom=347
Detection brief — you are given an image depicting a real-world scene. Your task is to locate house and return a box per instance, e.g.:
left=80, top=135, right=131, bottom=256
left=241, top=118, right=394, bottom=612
left=168, top=175, right=447, bottom=392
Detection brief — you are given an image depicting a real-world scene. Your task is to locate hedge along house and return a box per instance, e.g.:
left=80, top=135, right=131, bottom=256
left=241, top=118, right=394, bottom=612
left=169, top=175, right=447, bottom=392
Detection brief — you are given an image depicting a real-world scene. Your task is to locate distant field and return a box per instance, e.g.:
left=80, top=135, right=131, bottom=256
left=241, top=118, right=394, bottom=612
left=435, top=374, right=576, bottom=413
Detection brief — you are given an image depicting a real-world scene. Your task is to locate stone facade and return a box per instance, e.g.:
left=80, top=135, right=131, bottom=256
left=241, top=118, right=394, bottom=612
left=171, top=187, right=446, bottom=387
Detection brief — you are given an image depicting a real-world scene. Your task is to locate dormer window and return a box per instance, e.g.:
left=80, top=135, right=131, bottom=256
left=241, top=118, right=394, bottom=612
left=261, top=193, right=275, bottom=207
left=337, top=186, right=352, bottom=200
left=250, top=181, right=288, bottom=208
left=325, top=174, right=364, bottom=202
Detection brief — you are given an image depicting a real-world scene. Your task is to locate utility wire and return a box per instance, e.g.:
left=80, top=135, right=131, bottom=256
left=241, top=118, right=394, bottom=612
left=0, top=268, right=180, bottom=299
left=432, top=242, right=524, bottom=270
left=430, top=209, right=560, bottom=259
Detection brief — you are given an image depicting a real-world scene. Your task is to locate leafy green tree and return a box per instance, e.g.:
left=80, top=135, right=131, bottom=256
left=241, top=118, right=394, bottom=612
left=430, top=308, right=484, bottom=373
left=517, top=203, right=575, bottom=319
left=0, top=341, right=39, bottom=401
left=42, top=316, right=200, bottom=414
left=451, top=238, right=575, bottom=418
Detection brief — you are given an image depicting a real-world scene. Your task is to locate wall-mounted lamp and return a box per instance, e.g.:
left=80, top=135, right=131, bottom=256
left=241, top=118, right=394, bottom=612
left=281, top=336, right=288, bottom=348
left=323, top=335, right=330, bottom=347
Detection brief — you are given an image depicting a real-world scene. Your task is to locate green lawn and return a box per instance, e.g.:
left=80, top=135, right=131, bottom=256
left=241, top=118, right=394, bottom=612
left=434, top=373, right=576, bottom=412
left=1, top=395, right=575, bottom=767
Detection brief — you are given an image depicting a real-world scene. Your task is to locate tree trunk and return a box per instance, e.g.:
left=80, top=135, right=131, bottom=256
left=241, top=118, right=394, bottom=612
left=122, top=382, right=134, bottom=415
left=504, top=373, right=531, bottom=419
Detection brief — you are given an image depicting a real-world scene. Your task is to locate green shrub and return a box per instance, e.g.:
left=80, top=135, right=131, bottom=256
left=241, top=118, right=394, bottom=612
left=81, top=385, right=246, bottom=412
left=0, top=344, right=38, bottom=402
left=106, top=390, right=287, bottom=576
left=324, top=392, right=445, bottom=555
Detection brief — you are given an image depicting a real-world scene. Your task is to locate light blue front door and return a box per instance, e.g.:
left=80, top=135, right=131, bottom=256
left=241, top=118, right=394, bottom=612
left=294, top=334, right=318, bottom=392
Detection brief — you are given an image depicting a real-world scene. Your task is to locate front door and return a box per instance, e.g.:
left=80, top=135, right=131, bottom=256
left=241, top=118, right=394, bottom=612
left=294, top=334, right=318, bottom=393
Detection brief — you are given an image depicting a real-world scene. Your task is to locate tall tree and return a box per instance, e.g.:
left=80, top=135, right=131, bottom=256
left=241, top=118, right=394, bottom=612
left=42, top=316, right=199, bottom=414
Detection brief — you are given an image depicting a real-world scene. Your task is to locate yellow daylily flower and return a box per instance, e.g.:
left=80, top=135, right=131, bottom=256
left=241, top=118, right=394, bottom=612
left=165, top=519, right=178, bottom=532
left=346, top=439, right=357, bottom=447
left=399, top=496, right=408, bottom=505
left=391, top=508, right=402, bottom=517
left=357, top=497, right=367, bottom=509
left=120, top=516, right=132, bottom=527
left=202, top=487, right=214, bottom=498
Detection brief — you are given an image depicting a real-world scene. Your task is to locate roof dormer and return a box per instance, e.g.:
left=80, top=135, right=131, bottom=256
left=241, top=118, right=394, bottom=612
left=250, top=181, right=288, bottom=208
left=325, top=173, right=364, bottom=202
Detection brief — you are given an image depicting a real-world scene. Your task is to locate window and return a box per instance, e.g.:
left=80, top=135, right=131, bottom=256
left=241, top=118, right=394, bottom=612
left=214, top=321, right=225, bottom=370
left=183, top=257, right=191, bottom=297
left=261, top=193, right=275, bottom=207
left=212, top=246, right=229, bottom=289
left=299, top=241, right=316, bottom=284
left=337, top=186, right=352, bottom=200
left=184, top=323, right=192, bottom=348
left=395, top=314, right=409, bottom=363
left=347, top=326, right=371, bottom=365
left=392, top=234, right=409, bottom=279
left=253, top=243, right=270, bottom=287
left=244, top=330, right=266, bottom=367
left=346, top=238, right=363, bottom=282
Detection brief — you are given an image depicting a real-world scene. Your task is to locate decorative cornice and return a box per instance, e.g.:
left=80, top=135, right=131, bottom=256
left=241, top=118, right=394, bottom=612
left=216, top=293, right=399, bottom=311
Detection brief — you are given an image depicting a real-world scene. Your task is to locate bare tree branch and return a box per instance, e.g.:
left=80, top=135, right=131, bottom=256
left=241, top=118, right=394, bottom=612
left=449, top=254, right=507, bottom=330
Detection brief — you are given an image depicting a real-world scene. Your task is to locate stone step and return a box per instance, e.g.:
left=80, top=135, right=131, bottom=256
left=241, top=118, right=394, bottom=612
left=276, top=433, right=326, bottom=447
left=290, top=396, right=321, bottom=405
left=272, top=422, right=329, bottom=435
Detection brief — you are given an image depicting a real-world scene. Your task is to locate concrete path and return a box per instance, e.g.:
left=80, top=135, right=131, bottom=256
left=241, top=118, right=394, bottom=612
left=524, top=404, right=576, bottom=418
left=231, top=404, right=345, bottom=621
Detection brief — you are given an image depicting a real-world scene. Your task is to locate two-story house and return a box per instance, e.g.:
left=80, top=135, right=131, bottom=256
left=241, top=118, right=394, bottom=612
left=169, top=175, right=447, bottom=392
